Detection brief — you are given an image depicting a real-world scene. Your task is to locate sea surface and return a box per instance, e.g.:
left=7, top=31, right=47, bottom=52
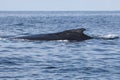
left=0, top=11, right=120, bottom=80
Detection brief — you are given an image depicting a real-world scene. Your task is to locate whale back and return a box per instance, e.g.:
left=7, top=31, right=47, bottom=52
left=57, top=28, right=86, bottom=36
left=64, top=28, right=86, bottom=34
left=16, top=28, right=92, bottom=41
left=55, top=28, right=92, bottom=41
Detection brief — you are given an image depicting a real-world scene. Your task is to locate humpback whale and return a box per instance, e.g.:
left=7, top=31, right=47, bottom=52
left=16, top=28, right=92, bottom=41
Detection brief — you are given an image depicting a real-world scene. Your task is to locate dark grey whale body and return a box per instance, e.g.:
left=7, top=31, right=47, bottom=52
left=16, top=28, right=92, bottom=41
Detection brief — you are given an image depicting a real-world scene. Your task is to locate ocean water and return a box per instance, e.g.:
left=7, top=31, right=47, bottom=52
left=0, top=11, right=120, bottom=80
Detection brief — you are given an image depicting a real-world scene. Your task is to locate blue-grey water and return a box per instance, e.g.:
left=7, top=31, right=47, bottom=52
left=0, top=11, right=120, bottom=80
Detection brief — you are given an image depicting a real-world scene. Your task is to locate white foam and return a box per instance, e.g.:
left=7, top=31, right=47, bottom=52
left=0, top=37, right=7, bottom=41
left=100, top=34, right=119, bottom=39
left=56, top=40, right=69, bottom=42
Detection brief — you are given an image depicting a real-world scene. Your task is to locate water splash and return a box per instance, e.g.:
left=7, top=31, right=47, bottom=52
left=95, top=34, right=119, bottom=40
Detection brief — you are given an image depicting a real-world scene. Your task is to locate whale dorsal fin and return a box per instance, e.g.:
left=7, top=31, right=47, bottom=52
left=65, top=28, right=86, bottom=34
left=55, top=28, right=86, bottom=36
